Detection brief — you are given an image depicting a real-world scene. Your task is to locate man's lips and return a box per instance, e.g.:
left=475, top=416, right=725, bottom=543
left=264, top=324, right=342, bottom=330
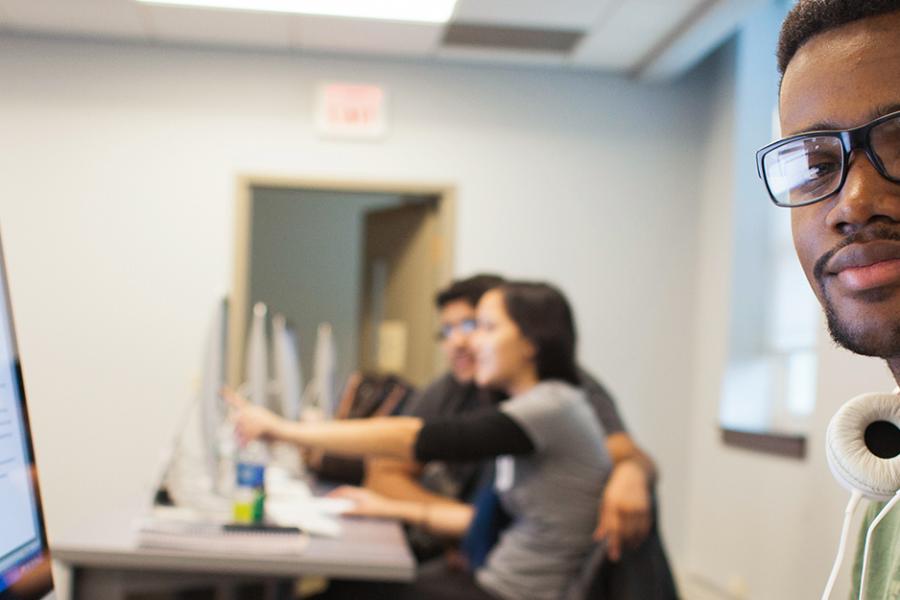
left=452, top=353, right=475, bottom=366
left=826, top=240, right=900, bottom=291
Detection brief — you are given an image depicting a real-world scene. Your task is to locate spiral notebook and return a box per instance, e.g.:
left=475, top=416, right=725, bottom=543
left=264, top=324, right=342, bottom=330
left=136, top=518, right=309, bottom=555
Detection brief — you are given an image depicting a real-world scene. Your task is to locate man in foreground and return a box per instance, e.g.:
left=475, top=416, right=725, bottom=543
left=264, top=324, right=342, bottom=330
left=759, top=3, right=900, bottom=596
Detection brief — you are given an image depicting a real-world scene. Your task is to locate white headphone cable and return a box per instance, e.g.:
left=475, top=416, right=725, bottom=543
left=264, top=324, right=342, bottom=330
left=857, top=489, right=900, bottom=600
left=857, top=386, right=899, bottom=600
left=822, top=490, right=862, bottom=600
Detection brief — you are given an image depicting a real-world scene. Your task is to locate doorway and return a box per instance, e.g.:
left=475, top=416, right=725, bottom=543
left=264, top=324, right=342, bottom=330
left=229, top=177, right=455, bottom=392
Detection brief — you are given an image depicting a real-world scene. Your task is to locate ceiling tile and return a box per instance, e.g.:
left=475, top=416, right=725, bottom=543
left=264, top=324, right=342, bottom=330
left=638, top=0, right=767, bottom=81
left=0, top=0, right=146, bottom=39
left=571, top=0, right=706, bottom=72
left=142, top=4, right=291, bottom=49
left=452, top=0, right=616, bottom=29
left=290, top=15, right=443, bottom=58
left=0, top=0, right=744, bottom=77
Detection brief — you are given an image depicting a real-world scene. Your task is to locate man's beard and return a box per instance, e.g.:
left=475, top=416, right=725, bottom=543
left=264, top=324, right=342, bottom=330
left=823, top=291, right=900, bottom=357
left=815, top=224, right=900, bottom=357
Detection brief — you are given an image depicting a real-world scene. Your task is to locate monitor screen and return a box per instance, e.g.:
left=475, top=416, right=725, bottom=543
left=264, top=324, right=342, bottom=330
left=0, top=236, right=53, bottom=600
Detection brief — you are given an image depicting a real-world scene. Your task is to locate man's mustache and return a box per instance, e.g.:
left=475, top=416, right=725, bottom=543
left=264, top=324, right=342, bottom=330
left=813, top=225, right=900, bottom=283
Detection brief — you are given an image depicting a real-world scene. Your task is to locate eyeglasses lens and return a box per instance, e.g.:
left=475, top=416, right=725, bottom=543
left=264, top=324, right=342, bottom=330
left=438, top=319, right=476, bottom=340
left=764, top=136, right=844, bottom=206
left=872, top=114, right=900, bottom=178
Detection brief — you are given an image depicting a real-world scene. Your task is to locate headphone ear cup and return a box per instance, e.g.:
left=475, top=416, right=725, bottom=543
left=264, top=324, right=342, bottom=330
left=826, top=393, right=900, bottom=501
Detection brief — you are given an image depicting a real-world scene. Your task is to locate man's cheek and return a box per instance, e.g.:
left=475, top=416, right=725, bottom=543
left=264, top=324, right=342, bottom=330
left=791, top=217, right=820, bottom=282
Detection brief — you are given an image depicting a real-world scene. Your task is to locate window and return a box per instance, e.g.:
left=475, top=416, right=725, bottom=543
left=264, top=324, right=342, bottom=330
left=718, top=1, right=818, bottom=454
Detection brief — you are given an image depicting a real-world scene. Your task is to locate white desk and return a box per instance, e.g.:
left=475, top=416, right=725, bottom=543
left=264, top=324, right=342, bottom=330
left=50, top=508, right=415, bottom=600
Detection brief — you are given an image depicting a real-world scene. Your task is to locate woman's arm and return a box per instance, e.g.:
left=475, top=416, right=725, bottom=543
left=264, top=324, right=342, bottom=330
left=226, top=387, right=535, bottom=463
left=225, top=388, right=422, bottom=461
left=330, top=486, right=474, bottom=538
left=364, top=457, right=453, bottom=504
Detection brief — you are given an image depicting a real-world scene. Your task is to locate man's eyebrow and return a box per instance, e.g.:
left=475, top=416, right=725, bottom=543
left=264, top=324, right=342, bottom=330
left=796, top=103, right=900, bottom=134
left=870, top=102, right=900, bottom=122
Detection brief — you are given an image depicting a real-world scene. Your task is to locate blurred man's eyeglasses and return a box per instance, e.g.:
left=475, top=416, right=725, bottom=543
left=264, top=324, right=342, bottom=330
left=437, top=319, right=477, bottom=341
left=756, top=109, right=900, bottom=207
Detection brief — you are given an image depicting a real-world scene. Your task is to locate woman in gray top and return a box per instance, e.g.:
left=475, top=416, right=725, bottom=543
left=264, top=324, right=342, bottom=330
left=228, top=282, right=612, bottom=600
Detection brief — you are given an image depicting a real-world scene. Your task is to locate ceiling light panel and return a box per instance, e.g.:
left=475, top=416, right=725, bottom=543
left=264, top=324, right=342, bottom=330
left=135, top=0, right=457, bottom=23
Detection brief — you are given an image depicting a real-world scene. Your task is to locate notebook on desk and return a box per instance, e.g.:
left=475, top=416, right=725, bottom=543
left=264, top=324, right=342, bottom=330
left=0, top=231, right=56, bottom=600
left=136, top=516, right=309, bottom=555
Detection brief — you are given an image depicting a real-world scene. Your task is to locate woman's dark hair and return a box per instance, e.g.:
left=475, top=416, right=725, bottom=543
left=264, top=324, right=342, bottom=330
left=498, top=282, right=579, bottom=386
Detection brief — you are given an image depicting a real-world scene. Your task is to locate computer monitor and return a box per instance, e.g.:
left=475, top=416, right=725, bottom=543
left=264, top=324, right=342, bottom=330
left=272, top=313, right=302, bottom=422
left=0, top=234, right=55, bottom=600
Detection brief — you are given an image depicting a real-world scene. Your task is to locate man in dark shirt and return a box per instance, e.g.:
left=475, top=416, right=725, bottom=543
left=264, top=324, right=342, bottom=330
left=364, top=274, right=657, bottom=561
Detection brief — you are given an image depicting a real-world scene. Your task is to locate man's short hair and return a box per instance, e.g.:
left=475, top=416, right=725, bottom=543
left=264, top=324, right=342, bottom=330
left=777, top=1, right=900, bottom=75
left=435, top=274, right=506, bottom=309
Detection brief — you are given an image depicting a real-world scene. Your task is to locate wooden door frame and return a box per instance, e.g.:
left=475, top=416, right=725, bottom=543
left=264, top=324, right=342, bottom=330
left=228, top=175, right=457, bottom=387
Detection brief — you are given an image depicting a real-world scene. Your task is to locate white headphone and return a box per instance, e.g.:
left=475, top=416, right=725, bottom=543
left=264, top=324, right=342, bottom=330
left=821, top=392, right=900, bottom=600
left=826, top=392, right=900, bottom=500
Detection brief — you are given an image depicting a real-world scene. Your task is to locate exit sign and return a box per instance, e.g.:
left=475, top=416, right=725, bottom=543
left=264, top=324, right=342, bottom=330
left=315, top=83, right=388, bottom=140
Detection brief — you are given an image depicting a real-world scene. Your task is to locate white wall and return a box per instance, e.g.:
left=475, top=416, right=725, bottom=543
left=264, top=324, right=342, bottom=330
left=0, top=33, right=716, bottom=570
left=682, top=15, right=897, bottom=600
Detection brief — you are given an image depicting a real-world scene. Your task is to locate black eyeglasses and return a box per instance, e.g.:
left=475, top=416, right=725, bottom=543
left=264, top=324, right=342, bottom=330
left=756, top=109, right=900, bottom=207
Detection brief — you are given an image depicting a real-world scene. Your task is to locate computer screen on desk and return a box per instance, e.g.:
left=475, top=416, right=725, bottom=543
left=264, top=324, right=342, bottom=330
left=0, top=233, right=54, bottom=600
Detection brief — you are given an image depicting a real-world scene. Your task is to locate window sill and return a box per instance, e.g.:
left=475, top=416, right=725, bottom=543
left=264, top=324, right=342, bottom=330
left=720, top=427, right=806, bottom=459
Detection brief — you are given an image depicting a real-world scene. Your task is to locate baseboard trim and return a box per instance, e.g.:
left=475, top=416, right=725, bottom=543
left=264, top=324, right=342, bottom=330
left=676, top=570, right=748, bottom=600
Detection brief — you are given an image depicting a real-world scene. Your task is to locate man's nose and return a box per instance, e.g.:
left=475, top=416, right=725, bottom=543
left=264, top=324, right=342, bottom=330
left=825, top=151, right=900, bottom=233
left=448, top=327, right=468, bottom=346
